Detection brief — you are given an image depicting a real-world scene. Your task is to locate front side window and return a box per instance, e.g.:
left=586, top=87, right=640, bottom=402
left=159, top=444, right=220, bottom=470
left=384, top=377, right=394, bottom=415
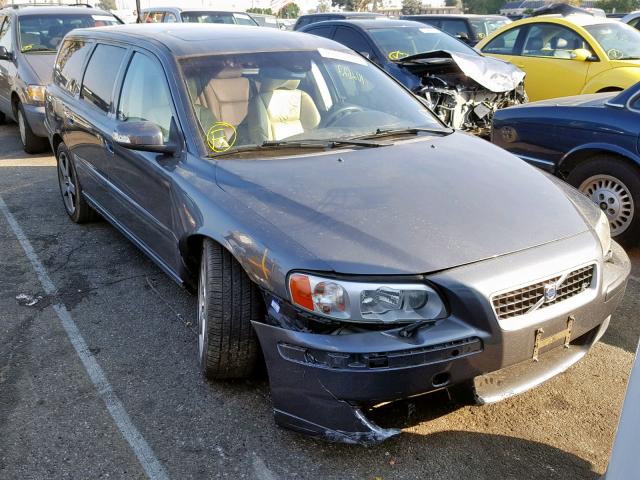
left=0, top=16, right=13, bottom=52
left=305, top=25, right=334, bottom=39
left=233, top=13, right=258, bottom=26
left=368, top=25, right=479, bottom=61
left=118, top=53, right=173, bottom=142
left=439, top=19, right=470, bottom=38
left=333, top=27, right=373, bottom=57
left=179, top=48, right=445, bottom=155
left=522, top=24, right=592, bottom=59
left=180, top=12, right=234, bottom=24
left=482, top=27, right=521, bottom=55
left=18, top=14, right=119, bottom=53
left=469, top=18, right=511, bottom=40
left=81, top=44, right=127, bottom=112
left=145, top=12, right=164, bottom=23
left=54, top=39, right=93, bottom=95
left=584, top=22, right=640, bottom=60
left=164, top=13, right=178, bottom=23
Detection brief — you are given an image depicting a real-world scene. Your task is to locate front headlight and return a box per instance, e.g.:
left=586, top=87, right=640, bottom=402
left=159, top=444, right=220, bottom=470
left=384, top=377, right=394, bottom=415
left=595, top=209, right=612, bottom=257
left=26, top=85, right=46, bottom=104
left=288, top=273, right=447, bottom=324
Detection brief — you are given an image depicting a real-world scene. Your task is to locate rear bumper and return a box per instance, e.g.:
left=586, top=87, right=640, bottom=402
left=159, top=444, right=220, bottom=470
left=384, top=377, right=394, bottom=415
left=253, top=235, right=630, bottom=443
left=23, top=104, right=47, bottom=138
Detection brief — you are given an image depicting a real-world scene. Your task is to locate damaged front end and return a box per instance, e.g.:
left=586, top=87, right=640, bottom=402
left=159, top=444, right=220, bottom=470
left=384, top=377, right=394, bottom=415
left=252, top=290, right=484, bottom=444
left=396, top=50, right=526, bottom=137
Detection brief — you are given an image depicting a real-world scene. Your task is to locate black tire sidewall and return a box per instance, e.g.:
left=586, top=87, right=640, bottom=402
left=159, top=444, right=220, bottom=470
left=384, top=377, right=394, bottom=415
left=56, top=143, right=93, bottom=223
left=567, top=155, right=640, bottom=245
left=17, top=102, right=48, bottom=154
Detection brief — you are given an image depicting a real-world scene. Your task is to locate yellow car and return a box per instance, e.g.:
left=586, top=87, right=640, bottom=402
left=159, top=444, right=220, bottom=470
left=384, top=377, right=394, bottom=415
left=476, top=15, right=640, bottom=101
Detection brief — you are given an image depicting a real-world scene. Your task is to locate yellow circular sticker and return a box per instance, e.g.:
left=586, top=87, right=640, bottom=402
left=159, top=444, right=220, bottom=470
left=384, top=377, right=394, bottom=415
left=388, top=50, right=408, bottom=61
left=22, top=44, right=33, bottom=52
left=206, top=122, right=237, bottom=153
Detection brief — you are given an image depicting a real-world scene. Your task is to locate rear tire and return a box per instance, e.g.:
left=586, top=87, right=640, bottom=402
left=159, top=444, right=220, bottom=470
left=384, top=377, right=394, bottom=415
left=0, top=110, right=5, bottom=124
left=56, top=142, right=96, bottom=223
left=17, top=102, right=48, bottom=154
left=197, top=239, right=262, bottom=380
left=567, top=155, right=640, bottom=246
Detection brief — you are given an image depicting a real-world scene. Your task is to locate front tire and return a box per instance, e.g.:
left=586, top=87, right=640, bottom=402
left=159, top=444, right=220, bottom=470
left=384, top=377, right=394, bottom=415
left=567, top=155, right=640, bottom=246
left=16, top=102, right=48, bottom=154
left=198, top=239, right=262, bottom=380
left=56, top=142, right=96, bottom=223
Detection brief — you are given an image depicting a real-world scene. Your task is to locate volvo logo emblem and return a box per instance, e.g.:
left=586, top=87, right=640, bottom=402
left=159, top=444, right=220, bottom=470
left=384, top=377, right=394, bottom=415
left=543, top=284, right=558, bottom=302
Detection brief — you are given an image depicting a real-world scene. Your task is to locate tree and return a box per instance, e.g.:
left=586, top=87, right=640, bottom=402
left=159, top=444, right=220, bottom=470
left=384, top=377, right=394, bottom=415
left=331, top=0, right=371, bottom=11
left=279, top=3, right=300, bottom=18
left=97, top=0, right=117, bottom=10
left=596, top=0, right=640, bottom=11
left=318, top=0, right=331, bottom=12
left=247, top=7, right=273, bottom=14
left=445, top=0, right=458, bottom=5
left=402, top=0, right=422, bottom=15
left=462, top=0, right=503, bottom=14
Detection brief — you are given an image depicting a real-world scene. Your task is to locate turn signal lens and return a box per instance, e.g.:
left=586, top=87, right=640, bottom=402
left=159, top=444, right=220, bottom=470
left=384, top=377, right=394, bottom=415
left=289, top=274, right=313, bottom=311
left=26, top=85, right=46, bottom=104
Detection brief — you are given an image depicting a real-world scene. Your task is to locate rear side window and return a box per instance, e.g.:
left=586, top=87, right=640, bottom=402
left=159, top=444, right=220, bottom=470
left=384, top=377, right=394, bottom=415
left=163, top=13, right=178, bottom=23
left=439, top=19, right=470, bottom=37
left=295, top=16, right=310, bottom=29
left=305, top=25, right=334, bottom=39
left=333, top=27, right=373, bottom=57
left=145, top=11, right=164, bottom=23
left=81, top=44, right=127, bottom=113
left=54, top=39, right=93, bottom=95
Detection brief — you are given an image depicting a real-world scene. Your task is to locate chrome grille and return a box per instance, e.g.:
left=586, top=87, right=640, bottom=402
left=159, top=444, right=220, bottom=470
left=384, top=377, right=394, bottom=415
left=492, top=265, right=595, bottom=320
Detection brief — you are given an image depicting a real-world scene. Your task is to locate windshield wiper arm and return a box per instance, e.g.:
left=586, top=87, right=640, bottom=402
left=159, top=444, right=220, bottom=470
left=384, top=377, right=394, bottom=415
left=206, top=138, right=387, bottom=158
left=355, top=127, right=452, bottom=140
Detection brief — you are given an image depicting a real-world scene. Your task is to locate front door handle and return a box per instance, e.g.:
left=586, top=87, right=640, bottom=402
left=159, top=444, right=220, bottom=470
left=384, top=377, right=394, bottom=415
left=104, top=137, right=114, bottom=154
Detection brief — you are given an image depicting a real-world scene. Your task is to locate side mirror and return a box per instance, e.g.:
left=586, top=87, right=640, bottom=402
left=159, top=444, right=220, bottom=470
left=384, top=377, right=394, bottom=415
left=0, top=46, right=12, bottom=61
left=113, top=121, right=177, bottom=154
left=571, top=48, right=596, bottom=62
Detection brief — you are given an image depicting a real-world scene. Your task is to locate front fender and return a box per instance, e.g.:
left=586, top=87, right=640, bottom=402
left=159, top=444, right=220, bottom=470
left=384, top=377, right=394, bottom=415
left=558, top=142, right=640, bottom=173
left=582, top=67, right=640, bottom=94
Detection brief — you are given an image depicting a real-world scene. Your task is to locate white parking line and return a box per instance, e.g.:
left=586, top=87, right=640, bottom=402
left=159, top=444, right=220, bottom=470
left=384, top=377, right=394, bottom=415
left=0, top=195, right=169, bottom=480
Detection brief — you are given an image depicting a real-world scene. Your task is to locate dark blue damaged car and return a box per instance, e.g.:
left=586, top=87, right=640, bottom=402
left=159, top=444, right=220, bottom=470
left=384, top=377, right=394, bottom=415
left=45, top=24, right=629, bottom=443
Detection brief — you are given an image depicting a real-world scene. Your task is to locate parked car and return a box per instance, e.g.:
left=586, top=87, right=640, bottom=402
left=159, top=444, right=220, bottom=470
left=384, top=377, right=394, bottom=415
left=0, top=5, right=120, bottom=153
left=46, top=23, right=629, bottom=443
left=293, top=11, right=384, bottom=31
left=140, top=7, right=258, bottom=26
left=492, top=83, right=640, bottom=244
left=248, top=13, right=283, bottom=29
left=301, top=19, right=526, bottom=136
left=400, top=14, right=511, bottom=46
left=477, top=13, right=640, bottom=101
left=621, top=11, right=640, bottom=30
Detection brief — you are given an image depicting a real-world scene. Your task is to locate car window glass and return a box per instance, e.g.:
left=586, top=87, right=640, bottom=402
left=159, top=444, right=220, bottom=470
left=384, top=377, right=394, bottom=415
left=584, top=22, right=640, bottom=60
left=18, top=14, right=119, bottom=53
left=81, top=44, right=127, bottom=113
left=305, top=25, right=333, bottom=39
left=482, top=27, right=520, bottom=55
left=334, top=27, right=373, bottom=58
left=181, top=12, right=234, bottom=23
left=54, top=39, right=93, bottom=95
left=439, top=19, right=469, bottom=37
left=630, top=18, right=640, bottom=30
left=164, top=13, right=178, bottom=23
left=296, top=17, right=310, bottom=28
left=233, top=13, right=257, bottom=26
left=146, top=12, right=164, bottom=23
left=522, top=24, right=592, bottom=59
left=0, top=16, right=12, bottom=52
left=118, top=52, right=173, bottom=143
left=369, top=25, right=478, bottom=59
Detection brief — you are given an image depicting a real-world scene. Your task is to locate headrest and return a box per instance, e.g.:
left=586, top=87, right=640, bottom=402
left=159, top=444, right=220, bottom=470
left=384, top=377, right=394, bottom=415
left=216, top=67, right=243, bottom=79
left=260, top=78, right=300, bottom=92
left=555, top=38, right=568, bottom=49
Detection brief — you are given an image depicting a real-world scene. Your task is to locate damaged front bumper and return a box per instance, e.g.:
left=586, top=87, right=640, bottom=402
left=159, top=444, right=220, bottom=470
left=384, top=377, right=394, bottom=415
left=253, top=234, right=630, bottom=444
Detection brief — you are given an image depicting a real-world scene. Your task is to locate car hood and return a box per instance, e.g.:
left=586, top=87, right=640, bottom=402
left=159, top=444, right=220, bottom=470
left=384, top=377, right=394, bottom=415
left=517, top=91, right=616, bottom=108
left=21, top=53, right=56, bottom=84
left=215, top=133, right=590, bottom=275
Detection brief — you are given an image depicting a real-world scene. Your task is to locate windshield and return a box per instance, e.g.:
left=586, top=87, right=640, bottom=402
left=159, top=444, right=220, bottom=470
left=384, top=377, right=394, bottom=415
left=367, top=25, right=479, bottom=61
left=18, top=14, right=119, bottom=53
left=179, top=49, right=445, bottom=155
left=585, top=22, right=640, bottom=60
left=469, top=18, right=510, bottom=40
left=180, top=11, right=257, bottom=25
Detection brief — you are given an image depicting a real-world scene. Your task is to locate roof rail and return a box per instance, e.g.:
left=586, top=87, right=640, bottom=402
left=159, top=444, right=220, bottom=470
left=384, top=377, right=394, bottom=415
left=8, top=2, right=94, bottom=8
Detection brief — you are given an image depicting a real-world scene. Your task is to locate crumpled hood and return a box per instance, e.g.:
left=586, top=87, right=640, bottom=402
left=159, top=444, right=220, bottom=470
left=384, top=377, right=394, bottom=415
left=21, top=53, right=56, bottom=84
left=397, top=50, right=525, bottom=92
left=215, top=133, right=589, bottom=275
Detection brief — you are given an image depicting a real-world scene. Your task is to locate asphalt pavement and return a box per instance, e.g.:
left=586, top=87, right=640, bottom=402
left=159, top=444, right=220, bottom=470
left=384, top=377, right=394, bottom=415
left=1, top=122, right=639, bottom=480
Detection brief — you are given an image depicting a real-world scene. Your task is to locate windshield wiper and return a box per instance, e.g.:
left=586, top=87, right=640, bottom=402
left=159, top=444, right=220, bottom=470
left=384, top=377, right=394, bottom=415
left=206, top=138, right=387, bottom=158
left=22, top=47, right=56, bottom=53
left=355, top=126, right=453, bottom=140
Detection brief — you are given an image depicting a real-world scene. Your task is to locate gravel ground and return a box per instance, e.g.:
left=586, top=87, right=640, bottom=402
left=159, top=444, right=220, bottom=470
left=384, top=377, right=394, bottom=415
left=0, top=122, right=638, bottom=480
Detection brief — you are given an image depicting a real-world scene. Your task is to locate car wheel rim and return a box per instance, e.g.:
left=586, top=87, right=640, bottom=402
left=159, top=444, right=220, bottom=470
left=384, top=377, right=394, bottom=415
left=579, top=174, right=634, bottom=237
left=57, top=151, right=76, bottom=215
left=197, top=258, right=207, bottom=360
left=18, top=110, right=26, bottom=146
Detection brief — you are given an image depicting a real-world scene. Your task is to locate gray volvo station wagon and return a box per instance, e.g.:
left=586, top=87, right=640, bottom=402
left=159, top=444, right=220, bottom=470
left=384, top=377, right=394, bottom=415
left=45, top=24, right=630, bottom=443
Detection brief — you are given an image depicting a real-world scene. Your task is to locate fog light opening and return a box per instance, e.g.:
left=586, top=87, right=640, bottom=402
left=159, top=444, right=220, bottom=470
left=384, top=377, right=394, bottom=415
left=432, top=372, right=451, bottom=388
left=450, top=349, right=460, bottom=357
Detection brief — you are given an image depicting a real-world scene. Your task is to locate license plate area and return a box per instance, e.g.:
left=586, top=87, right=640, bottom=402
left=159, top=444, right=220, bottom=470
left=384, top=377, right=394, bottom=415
left=532, top=315, right=575, bottom=362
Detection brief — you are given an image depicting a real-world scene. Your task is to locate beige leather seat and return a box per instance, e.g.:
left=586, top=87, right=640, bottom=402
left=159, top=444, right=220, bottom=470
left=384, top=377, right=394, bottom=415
left=248, top=79, right=321, bottom=143
left=188, top=68, right=250, bottom=140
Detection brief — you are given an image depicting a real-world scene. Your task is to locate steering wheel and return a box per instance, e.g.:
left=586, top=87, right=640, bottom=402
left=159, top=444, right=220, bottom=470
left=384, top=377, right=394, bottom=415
left=323, top=105, right=364, bottom=127
left=607, top=48, right=624, bottom=60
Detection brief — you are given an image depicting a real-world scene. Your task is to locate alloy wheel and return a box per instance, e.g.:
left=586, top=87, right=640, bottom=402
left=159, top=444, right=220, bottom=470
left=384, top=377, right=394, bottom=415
left=579, top=174, right=634, bottom=237
left=57, top=151, right=77, bottom=215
